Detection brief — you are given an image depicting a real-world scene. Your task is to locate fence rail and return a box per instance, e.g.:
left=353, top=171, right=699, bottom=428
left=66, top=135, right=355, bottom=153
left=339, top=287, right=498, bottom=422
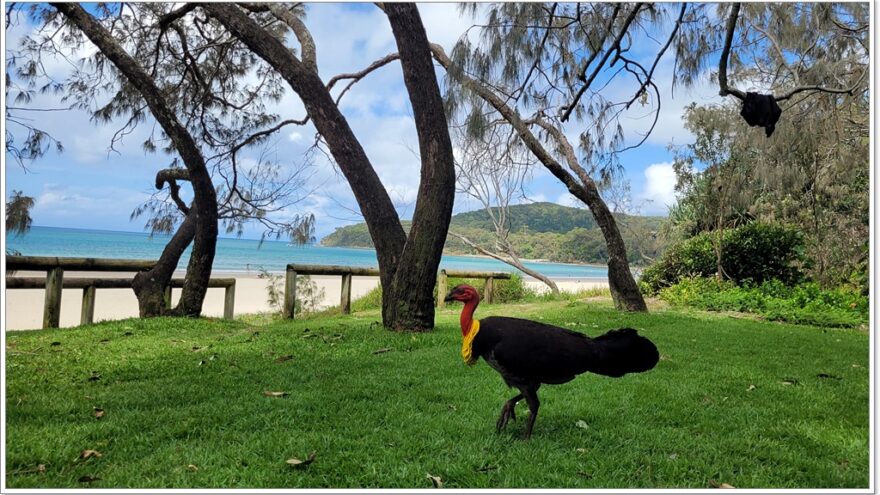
left=7, top=256, right=156, bottom=272
left=5, top=256, right=236, bottom=328
left=283, top=264, right=511, bottom=319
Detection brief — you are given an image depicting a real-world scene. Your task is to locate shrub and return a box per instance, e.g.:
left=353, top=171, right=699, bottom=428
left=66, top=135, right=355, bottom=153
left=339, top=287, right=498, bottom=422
left=352, top=272, right=535, bottom=313
left=641, top=222, right=805, bottom=294
left=659, top=276, right=867, bottom=328
left=437, top=273, right=535, bottom=304
left=489, top=273, right=532, bottom=302
left=351, top=285, right=383, bottom=312
left=257, top=269, right=325, bottom=316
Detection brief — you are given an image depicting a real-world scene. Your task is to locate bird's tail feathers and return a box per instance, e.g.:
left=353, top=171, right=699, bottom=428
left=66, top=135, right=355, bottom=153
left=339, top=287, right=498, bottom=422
left=586, top=327, right=659, bottom=377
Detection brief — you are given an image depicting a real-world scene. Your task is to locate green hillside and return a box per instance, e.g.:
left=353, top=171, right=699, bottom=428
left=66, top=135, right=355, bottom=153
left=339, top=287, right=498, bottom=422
left=321, top=202, right=666, bottom=265
left=451, top=202, right=595, bottom=233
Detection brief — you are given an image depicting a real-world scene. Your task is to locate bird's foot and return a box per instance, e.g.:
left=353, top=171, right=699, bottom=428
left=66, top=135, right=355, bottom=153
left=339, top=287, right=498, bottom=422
left=496, top=401, right=517, bottom=432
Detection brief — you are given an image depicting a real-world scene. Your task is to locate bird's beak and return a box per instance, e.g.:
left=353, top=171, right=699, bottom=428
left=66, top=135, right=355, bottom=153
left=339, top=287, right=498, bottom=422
left=443, top=291, right=457, bottom=303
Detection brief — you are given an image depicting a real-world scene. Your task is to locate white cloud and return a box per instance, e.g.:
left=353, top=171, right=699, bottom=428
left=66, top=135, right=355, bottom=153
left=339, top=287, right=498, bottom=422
left=555, top=192, right=580, bottom=208
left=33, top=183, right=151, bottom=224
left=636, top=162, right=678, bottom=215
left=418, top=3, right=473, bottom=50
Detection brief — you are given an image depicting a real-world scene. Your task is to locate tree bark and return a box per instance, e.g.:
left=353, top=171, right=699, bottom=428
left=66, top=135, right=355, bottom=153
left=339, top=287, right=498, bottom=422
left=382, top=3, right=457, bottom=331
left=132, top=211, right=196, bottom=316
left=432, top=45, right=647, bottom=311
left=53, top=3, right=218, bottom=317
left=206, top=3, right=455, bottom=330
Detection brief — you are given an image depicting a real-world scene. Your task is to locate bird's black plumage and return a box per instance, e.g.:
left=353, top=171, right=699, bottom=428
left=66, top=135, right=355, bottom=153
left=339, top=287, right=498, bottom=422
left=473, top=316, right=659, bottom=386
left=445, top=283, right=659, bottom=439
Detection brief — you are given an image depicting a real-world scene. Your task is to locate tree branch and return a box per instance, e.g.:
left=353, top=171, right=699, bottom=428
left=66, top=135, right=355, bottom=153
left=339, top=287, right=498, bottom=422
left=268, top=4, right=318, bottom=73
left=774, top=70, right=866, bottom=102
left=449, top=231, right=560, bottom=294
left=155, top=168, right=191, bottom=215
left=718, top=3, right=861, bottom=103
left=560, top=3, right=643, bottom=122
left=718, top=3, right=746, bottom=100
left=326, top=52, right=401, bottom=105
left=625, top=3, right=685, bottom=110
left=157, top=3, right=198, bottom=31
left=509, top=2, right=557, bottom=104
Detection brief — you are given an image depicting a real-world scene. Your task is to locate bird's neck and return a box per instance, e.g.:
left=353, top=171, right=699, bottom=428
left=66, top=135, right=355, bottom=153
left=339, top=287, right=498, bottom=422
left=460, top=296, right=480, bottom=337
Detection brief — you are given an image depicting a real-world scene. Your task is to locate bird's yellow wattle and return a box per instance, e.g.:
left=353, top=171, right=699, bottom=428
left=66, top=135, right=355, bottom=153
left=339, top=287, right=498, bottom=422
left=461, top=319, right=480, bottom=365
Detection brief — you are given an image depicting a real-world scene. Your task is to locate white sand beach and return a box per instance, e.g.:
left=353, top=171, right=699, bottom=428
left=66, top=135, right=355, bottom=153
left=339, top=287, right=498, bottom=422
left=4, top=271, right=608, bottom=331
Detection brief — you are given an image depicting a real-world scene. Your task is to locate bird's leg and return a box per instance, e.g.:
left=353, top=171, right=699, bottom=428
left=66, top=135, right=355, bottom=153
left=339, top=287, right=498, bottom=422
left=496, top=393, right=523, bottom=432
left=522, top=385, right=541, bottom=440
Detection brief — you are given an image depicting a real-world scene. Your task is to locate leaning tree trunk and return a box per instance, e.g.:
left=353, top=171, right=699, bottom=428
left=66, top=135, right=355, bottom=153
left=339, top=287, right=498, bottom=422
left=131, top=169, right=197, bottom=317
left=54, top=3, right=219, bottom=317
left=577, top=187, right=648, bottom=311
left=204, top=2, right=405, bottom=311
left=206, top=3, right=454, bottom=330
left=431, top=44, right=647, bottom=312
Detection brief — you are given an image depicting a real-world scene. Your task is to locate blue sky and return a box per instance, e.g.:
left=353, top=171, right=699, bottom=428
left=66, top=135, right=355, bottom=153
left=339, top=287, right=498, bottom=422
left=4, top=3, right=725, bottom=241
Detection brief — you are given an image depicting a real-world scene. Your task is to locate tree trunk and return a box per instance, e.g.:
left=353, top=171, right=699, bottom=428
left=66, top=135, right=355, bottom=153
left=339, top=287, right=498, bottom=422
left=580, top=189, right=648, bottom=311
left=381, top=3, right=456, bottom=331
left=132, top=212, right=196, bottom=316
left=207, top=3, right=455, bottom=330
left=450, top=231, right=560, bottom=295
left=54, top=3, right=218, bottom=317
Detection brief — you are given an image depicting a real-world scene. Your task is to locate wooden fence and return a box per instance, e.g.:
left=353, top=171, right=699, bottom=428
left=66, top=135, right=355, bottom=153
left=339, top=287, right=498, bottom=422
left=283, top=264, right=511, bottom=319
left=5, top=256, right=513, bottom=327
left=5, top=256, right=236, bottom=328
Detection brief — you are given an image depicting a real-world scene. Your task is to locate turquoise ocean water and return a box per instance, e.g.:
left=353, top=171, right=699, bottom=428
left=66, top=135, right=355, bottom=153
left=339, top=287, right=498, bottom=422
left=5, top=226, right=608, bottom=280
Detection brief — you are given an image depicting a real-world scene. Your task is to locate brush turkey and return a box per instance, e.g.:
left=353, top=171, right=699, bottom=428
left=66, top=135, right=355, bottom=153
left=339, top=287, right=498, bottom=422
left=444, top=284, right=659, bottom=439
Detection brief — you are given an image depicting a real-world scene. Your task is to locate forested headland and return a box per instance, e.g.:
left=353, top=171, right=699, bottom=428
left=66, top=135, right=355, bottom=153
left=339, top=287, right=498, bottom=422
left=321, top=202, right=666, bottom=266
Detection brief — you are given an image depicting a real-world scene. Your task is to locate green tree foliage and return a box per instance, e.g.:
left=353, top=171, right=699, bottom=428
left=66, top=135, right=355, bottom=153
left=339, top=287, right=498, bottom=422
left=452, top=203, right=595, bottom=233
left=5, top=190, right=35, bottom=237
left=8, top=3, right=315, bottom=243
left=641, top=222, right=805, bottom=294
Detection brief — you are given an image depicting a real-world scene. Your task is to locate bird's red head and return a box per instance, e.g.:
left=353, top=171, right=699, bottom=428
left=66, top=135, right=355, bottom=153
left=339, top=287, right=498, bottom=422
left=444, top=284, right=481, bottom=337
left=443, top=284, right=480, bottom=304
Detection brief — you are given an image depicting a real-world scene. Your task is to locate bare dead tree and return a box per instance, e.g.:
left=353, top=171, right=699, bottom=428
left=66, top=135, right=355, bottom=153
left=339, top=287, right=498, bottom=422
left=432, top=36, right=648, bottom=311
left=451, top=121, right=560, bottom=294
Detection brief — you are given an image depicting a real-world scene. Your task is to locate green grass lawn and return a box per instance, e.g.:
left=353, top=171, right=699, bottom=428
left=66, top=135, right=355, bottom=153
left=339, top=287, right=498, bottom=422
left=5, top=299, right=869, bottom=488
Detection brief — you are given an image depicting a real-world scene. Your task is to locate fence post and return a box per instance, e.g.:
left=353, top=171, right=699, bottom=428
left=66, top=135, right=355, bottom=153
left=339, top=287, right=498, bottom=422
left=283, top=267, right=297, bottom=319
left=484, top=276, right=495, bottom=304
left=224, top=281, right=236, bottom=320
left=340, top=272, right=352, bottom=314
left=81, top=285, right=96, bottom=325
left=163, top=285, right=172, bottom=310
left=437, top=269, right=448, bottom=308
left=43, top=267, right=64, bottom=329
